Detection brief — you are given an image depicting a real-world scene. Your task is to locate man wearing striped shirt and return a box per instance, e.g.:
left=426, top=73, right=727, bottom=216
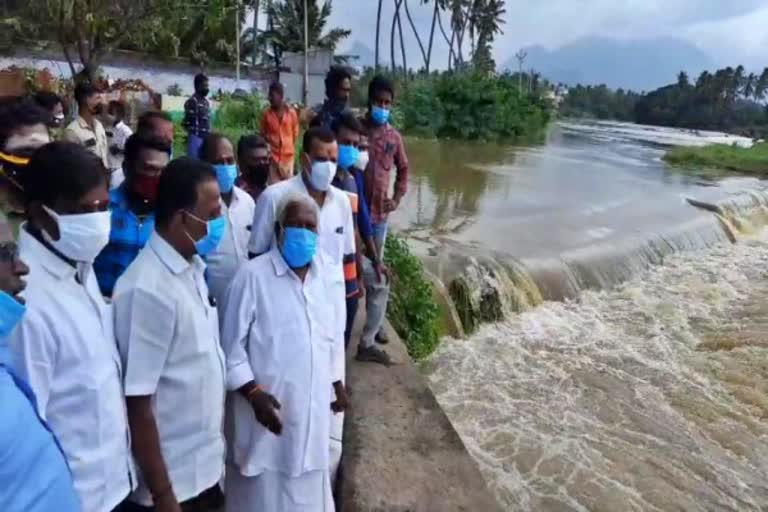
left=183, top=74, right=211, bottom=158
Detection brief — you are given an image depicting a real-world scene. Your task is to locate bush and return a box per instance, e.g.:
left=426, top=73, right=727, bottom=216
left=212, top=92, right=267, bottom=144
left=384, top=233, right=441, bottom=360
left=396, top=72, right=552, bottom=141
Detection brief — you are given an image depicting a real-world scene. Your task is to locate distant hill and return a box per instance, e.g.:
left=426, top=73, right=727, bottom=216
left=503, top=37, right=714, bottom=92
left=340, top=40, right=380, bottom=69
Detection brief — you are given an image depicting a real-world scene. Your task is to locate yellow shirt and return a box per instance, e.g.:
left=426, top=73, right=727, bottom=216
left=63, top=116, right=109, bottom=168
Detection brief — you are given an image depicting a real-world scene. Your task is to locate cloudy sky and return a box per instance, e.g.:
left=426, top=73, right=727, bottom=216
left=323, top=0, right=768, bottom=70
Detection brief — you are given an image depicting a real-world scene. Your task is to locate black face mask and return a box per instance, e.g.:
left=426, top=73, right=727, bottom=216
left=91, top=104, right=104, bottom=116
left=199, top=88, right=210, bottom=97
left=243, top=163, right=271, bottom=188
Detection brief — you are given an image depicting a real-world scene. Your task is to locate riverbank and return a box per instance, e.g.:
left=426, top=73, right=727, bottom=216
left=664, top=141, right=768, bottom=175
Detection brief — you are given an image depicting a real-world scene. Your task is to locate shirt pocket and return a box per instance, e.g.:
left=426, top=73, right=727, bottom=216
left=318, top=230, right=345, bottom=269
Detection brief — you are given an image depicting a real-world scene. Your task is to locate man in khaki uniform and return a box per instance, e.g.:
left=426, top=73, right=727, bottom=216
left=64, top=82, right=108, bottom=168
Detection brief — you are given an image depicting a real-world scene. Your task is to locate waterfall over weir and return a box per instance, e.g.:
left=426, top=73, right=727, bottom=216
left=417, top=187, right=768, bottom=337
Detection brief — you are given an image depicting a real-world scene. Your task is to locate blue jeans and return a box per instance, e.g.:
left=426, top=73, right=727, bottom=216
left=187, top=134, right=204, bottom=159
left=372, top=221, right=388, bottom=258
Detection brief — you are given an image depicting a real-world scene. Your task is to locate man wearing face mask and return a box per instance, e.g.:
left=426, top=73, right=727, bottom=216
left=10, top=142, right=135, bottom=512
left=94, top=133, right=170, bottom=297
left=220, top=192, right=345, bottom=512
left=0, top=211, right=82, bottom=512
left=113, top=157, right=226, bottom=512
left=331, top=113, right=392, bottom=366
left=200, top=133, right=255, bottom=306
left=64, top=82, right=109, bottom=168
left=0, top=98, right=52, bottom=233
left=183, top=74, right=211, bottom=158
left=236, top=134, right=274, bottom=201
left=363, top=75, right=409, bottom=346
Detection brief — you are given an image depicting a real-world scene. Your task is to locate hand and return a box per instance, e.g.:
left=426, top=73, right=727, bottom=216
left=331, top=382, right=349, bottom=414
left=154, top=492, right=182, bottom=512
left=357, top=278, right=366, bottom=298
left=249, top=389, right=283, bottom=435
left=374, top=261, right=390, bottom=283
left=383, top=198, right=397, bottom=213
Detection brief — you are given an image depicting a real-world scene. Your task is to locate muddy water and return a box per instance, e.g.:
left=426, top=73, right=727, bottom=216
left=399, top=121, right=768, bottom=510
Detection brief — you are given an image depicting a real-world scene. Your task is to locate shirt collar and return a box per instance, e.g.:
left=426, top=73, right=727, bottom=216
left=76, top=115, right=94, bottom=132
left=148, top=230, right=197, bottom=276
left=268, top=245, right=320, bottom=282
left=18, top=224, right=77, bottom=281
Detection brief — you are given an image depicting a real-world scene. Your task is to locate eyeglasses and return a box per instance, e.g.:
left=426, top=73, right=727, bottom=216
left=0, top=242, right=20, bottom=263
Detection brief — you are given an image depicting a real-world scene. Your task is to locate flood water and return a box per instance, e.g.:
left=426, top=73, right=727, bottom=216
left=399, top=121, right=768, bottom=510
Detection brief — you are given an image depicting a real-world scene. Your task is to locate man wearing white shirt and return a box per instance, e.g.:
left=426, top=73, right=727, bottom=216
left=10, top=141, right=135, bottom=512
left=220, top=191, right=349, bottom=512
left=105, top=100, right=134, bottom=190
left=199, top=133, right=255, bottom=306
left=113, top=157, right=227, bottom=512
left=247, top=127, right=355, bottom=487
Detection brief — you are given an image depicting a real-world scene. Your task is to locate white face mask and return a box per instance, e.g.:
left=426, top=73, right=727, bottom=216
left=355, top=150, right=370, bottom=171
left=308, top=160, right=337, bottom=192
left=41, top=206, right=111, bottom=263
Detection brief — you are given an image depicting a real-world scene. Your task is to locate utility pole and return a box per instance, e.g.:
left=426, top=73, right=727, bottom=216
left=303, top=0, right=309, bottom=105
left=235, top=0, right=241, bottom=84
left=515, top=49, right=527, bottom=96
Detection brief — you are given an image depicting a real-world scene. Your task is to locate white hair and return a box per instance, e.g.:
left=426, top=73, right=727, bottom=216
left=275, top=191, right=319, bottom=227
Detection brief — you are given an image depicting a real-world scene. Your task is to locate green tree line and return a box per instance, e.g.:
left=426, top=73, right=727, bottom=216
left=561, top=66, right=768, bottom=136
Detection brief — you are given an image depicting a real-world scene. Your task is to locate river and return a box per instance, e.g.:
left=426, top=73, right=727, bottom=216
left=393, top=121, right=768, bottom=510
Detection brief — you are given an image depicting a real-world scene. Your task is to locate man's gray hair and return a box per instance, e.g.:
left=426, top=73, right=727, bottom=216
left=275, top=191, right=319, bottom=227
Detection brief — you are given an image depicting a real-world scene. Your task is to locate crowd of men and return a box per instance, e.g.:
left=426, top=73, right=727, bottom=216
left=0, top=66, right=409, bottom=512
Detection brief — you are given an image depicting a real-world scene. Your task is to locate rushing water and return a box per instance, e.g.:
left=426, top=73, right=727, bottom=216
left=399, top=121, right=768, bottom=510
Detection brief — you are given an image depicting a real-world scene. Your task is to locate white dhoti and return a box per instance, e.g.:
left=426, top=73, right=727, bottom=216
left=225, top=466, right=335, bottom=512
left=330, top=411, right=344, bottom=485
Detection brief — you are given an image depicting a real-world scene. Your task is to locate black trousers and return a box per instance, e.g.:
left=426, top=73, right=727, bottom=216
left=113, top=485, right=224, bottom=512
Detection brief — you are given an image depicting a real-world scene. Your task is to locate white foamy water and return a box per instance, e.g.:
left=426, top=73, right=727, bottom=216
left=426, top=231, right=768, bottom=511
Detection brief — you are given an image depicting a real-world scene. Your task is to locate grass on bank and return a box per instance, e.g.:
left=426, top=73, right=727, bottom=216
left=664, top=142, right=768, bottom=175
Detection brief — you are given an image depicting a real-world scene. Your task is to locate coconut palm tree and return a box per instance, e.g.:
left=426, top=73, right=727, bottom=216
left=250, top=0, right=350, bottom=68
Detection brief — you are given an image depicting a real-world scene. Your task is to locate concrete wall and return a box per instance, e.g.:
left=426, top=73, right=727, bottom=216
left=341, top=321, right=502, bottom=512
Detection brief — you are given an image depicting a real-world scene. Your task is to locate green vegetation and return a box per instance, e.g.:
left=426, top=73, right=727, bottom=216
left=395, top=72, right=552, bottom=141
left=564, top=67, right=768, bottom=137
left=384, top=233, right=441, bottom=360
left=664, top=142, right=768, bottom=175
left=560, top=85, right=640, bottom=121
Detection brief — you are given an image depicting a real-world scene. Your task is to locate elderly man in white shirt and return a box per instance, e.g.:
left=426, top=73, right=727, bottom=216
left=199, top=133, right=255, bottom=306
left=113, top=157, right=227, bottom=512
left=10, top=141, right=135, bottom=512
left=248, top=126, right=354, bottom=485
left=221, top=191, right=348, bottom=512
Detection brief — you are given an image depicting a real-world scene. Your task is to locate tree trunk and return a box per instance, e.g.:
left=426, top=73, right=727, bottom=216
left=436, top=7, right=455, bottom=71
left=425, top=0, right=438, bottom=73
left=396, top=2, right=407, bottom=77
left=251, top=0, right=260, bottom=67
left=403, top=0, right=427, bottom=72
left=375, top=0, right=383, bottom=69
left=390, top=0, right=402, bottom=73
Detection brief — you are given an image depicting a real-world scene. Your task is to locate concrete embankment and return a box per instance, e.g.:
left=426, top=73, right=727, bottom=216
left=341, top=321, right=502, bottom=512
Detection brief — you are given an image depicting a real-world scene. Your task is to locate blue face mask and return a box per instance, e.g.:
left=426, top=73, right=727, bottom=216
left=214, top=163, right=238, bottom=193
left=187, top=213, right=227, bottom=257
left=280, top=227, right=318, bottom=268
left=371, top=106, right=390, bottom=125
left=338, top=144, right=360, bottom=170
left=0, top=290, right=26, bottom=367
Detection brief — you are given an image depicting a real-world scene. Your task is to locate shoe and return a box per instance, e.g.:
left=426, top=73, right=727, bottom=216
left=375, top=331, right=390, bottom=345
left=355, top=346, right=392, bottom=366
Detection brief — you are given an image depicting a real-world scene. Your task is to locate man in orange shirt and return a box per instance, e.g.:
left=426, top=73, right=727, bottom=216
left=261, top=82, right=299, bottom=181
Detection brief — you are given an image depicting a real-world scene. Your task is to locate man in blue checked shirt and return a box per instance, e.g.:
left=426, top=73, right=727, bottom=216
left=94, top=133, right=170, bottom=297
left=0, top=212, right=80, bottom=512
